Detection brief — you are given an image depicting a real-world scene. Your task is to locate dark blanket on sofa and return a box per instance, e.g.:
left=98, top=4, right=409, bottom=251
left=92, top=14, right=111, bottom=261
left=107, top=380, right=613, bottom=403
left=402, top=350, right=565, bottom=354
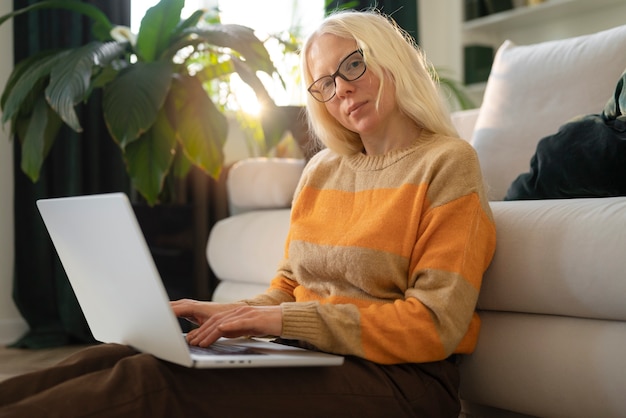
left=505, top=71, right=626, bottom=200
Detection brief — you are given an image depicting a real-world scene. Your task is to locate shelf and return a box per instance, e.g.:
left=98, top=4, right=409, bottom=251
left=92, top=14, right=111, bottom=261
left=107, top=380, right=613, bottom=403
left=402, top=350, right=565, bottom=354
left=454, top=0, right=626, bottom=105
left=463, top=0, right=624, bottom=33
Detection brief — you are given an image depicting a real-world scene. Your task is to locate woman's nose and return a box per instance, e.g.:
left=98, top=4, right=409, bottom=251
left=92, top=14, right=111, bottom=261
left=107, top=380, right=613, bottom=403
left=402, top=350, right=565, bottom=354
left=334, top=76, right=354, bottom=98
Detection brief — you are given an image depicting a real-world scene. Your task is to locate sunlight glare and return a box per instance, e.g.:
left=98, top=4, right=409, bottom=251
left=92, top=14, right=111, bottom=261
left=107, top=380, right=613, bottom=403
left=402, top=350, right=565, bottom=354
left=229, top=76, right=261, bottom=116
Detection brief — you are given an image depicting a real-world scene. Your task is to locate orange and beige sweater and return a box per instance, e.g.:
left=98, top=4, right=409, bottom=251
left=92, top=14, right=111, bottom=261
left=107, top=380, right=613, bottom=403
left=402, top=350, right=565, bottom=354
left=244, top=133, right=496, bottom=364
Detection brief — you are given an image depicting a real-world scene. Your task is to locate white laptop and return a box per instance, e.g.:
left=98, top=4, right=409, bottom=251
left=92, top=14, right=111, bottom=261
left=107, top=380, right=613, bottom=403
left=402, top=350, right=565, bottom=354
left=36, top=192, right=343, bottom=369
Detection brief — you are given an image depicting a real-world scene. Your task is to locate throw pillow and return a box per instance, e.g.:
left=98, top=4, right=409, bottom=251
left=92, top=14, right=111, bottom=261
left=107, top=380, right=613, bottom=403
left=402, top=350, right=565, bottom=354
left=470, top=24, right=626, bottom=200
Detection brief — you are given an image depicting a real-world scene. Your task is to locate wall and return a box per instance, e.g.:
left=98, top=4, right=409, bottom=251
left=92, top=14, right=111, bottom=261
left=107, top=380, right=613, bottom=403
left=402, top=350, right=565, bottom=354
left=0, top=3, right=27, bottom=345
left=419, top=1, right=463, bottom=90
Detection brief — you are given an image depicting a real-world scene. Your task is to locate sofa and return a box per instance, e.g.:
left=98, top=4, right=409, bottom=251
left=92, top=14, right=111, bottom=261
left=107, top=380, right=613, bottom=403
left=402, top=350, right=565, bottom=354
left=206, top=24, right=626, bottom=417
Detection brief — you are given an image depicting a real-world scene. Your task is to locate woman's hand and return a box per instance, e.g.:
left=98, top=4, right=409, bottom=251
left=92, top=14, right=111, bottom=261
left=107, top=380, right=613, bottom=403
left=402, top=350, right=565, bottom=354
left=170, top=299, right=236, bottom=327
left=170, top=299, right=283, bottom=347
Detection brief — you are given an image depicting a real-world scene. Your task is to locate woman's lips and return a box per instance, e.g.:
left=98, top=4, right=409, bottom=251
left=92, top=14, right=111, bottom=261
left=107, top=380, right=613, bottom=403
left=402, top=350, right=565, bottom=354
left=347, top=101, right=366, bottom=115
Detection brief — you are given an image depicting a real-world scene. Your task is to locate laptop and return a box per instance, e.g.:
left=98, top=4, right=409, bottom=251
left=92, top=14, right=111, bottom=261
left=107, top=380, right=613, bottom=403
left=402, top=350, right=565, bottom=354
left=36, top=192, right=344, bottom=369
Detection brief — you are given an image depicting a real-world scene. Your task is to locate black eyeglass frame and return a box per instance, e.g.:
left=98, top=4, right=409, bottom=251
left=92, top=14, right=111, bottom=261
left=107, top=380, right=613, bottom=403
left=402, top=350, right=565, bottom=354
left=307, top=49, right=366, bottom=103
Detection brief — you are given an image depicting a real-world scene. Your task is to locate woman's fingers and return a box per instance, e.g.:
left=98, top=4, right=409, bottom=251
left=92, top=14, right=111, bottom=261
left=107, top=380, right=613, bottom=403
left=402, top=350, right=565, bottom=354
left=170, top=299, right=208, bottom=325
left=170, top=299, right=243, bottom=326
left=185, top=306, right=283, bottom=347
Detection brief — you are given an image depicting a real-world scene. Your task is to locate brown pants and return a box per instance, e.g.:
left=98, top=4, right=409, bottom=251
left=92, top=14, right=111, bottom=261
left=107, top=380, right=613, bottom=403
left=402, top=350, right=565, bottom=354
left=0, top=343, right=460, bottom=418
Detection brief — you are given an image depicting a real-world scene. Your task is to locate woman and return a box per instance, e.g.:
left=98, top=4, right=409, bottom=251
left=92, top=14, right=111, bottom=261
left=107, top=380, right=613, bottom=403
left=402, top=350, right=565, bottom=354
left=0, top=10, right=495, bottom=418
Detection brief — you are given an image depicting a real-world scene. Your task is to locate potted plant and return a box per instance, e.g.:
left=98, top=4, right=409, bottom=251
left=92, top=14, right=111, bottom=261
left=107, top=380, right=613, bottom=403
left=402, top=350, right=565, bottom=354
left=0, top=0, right=284, bottom=205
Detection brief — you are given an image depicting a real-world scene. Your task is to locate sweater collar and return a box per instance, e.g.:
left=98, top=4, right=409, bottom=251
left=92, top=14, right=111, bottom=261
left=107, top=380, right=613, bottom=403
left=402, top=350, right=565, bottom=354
left=344, top=133, right=432, bottom=171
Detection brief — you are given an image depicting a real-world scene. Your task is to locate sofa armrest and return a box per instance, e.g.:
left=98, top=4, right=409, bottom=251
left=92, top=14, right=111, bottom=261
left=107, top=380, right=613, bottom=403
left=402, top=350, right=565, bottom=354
left=207, top=209, right=291, bottom=302
left=227, top=157, right=305, bottom=214
left=451, top=108, right=480, bottom=142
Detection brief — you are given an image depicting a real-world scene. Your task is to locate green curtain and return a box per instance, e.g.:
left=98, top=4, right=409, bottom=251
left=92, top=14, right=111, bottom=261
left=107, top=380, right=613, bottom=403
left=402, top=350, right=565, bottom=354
left=326, top=0, right=419, bottom=43
left=11, top=0, right=131, bottom=348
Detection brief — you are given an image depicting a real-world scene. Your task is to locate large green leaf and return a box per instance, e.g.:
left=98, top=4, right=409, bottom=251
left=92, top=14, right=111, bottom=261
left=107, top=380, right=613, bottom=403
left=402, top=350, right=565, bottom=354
left=19, top=95, right=63, bottom=182
left=0, top=0, right=113, bottom=33
left=167, top=75, right=226, bottom=178
left=195, top=59, right=235, bottom=83
left=124, top=107, right=177, bottom=206
left=91, top=63, right=124, bottom=90
left=1, top=50, right=54, bottom=111
left=46, top=41, right=128, bottom=132
left=1, top=51, right=69, bottom=126
left=135, top=0, right=184, bottom=62
left=170, top=144, right=193, bottom=179
left=182, top=24, right=278, bottom=76
left=103, top=61, right=173, bottom=148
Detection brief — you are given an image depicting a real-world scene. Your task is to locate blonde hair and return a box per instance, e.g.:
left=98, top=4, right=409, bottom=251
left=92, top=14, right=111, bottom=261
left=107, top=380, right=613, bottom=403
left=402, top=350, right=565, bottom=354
left=301, top=10, right=458, bottom=155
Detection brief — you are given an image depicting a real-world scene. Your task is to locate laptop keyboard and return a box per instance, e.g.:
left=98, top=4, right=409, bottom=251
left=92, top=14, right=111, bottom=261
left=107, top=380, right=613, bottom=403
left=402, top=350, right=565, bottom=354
left=187, top=341, right=263, bottom=356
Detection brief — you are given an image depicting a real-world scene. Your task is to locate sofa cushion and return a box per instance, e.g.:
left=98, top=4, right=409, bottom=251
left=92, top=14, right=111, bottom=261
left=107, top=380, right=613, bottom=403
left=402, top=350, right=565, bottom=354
left=207, top=209, right=291, bottom=287
left=227, top=158, right=305, bottom=213
left=480, top=197, right=626, bottom=321
left=471, top=24, right=626, bottom=200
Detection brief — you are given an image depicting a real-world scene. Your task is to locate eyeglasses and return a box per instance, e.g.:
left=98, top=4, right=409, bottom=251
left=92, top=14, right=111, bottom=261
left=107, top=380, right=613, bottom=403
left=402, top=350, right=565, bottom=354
left=307, top=50, right=366, bottom=103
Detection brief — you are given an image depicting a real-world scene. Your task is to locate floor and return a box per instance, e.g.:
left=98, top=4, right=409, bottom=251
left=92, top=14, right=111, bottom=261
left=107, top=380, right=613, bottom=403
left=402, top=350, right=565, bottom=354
left=0, top=344, right=90, bottom=382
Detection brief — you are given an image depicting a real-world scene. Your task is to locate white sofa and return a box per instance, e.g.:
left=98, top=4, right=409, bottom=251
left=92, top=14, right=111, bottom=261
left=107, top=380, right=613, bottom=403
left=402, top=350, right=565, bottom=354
left=206, top=24, right=626, bottom=418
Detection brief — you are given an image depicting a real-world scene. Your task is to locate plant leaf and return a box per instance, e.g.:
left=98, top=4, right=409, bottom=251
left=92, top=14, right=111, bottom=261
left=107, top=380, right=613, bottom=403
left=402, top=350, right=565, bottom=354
left=170, top=144, right=192, bottom=179
left=46, top=41, right=128, bottom=132
left=1, top=50, right=53, bottom=111
left=0, top=0, right=113, bottom=34
left=259, top=104, right=300, bottom=152
left=196, top=59, right=235, bottom=82
left=1, top=51, right=69, bottom=126
left=182, top=24, right=278, bottom=76
left=135, top=0, right=184, bottom=62
left=91, top=63, right=124, bottom=90
left=167, top=74, right=226, bottom=178
left=173, top=9, right=205, bottom=36
left=103, top=61, right=173, bottom=148
left=19, top=95, right=63, bottom=182
left=91, top=19, right=114, bottom=42
left=124, top=107, right=177, bottom=206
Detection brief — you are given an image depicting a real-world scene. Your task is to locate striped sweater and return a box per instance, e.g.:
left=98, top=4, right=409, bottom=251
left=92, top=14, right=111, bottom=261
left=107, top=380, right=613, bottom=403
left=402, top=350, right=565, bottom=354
left=244, top=132, right=496, bottom=364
